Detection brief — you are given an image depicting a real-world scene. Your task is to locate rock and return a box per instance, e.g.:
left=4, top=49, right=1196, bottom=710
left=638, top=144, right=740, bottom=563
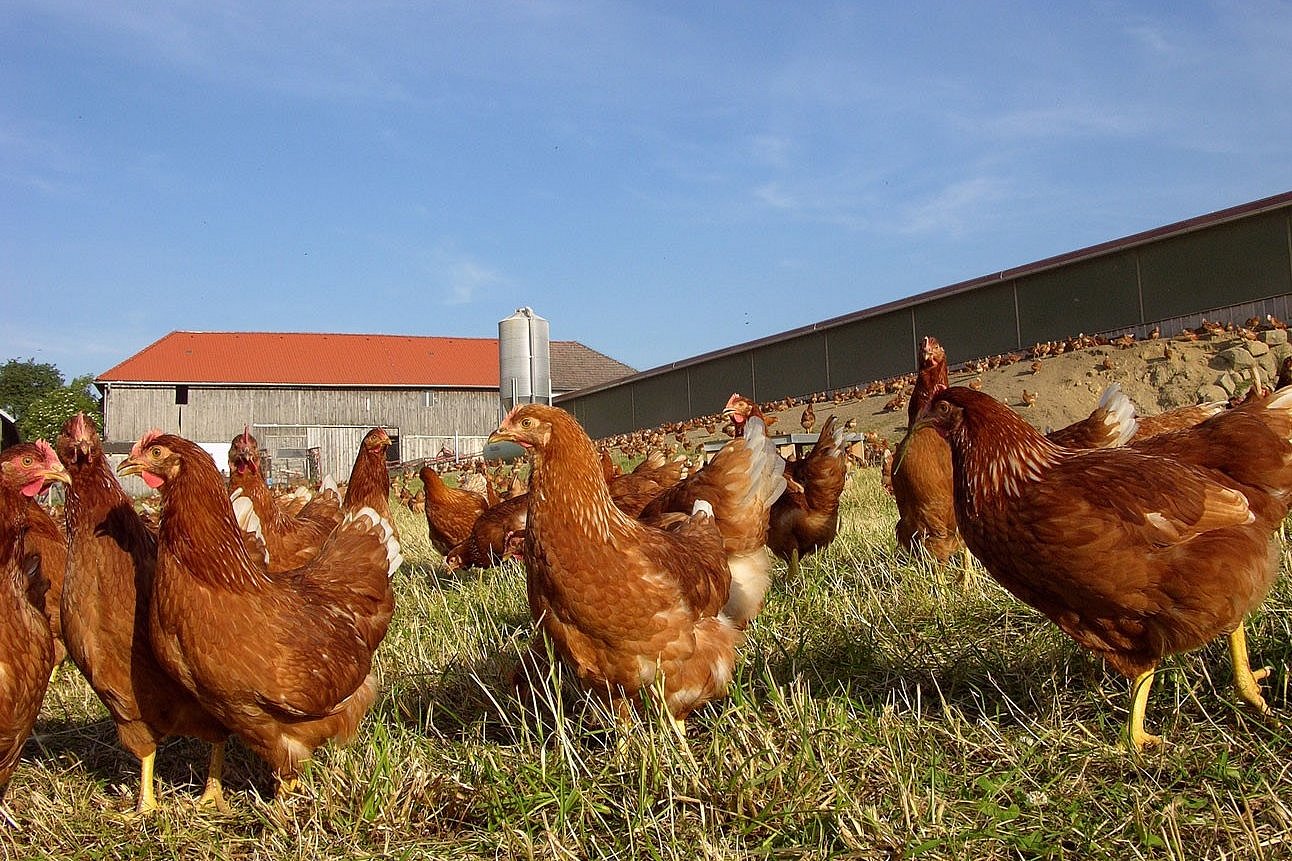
left=1216, top=372, right=1238, bottom=395
left=1212, top=347, right=1257, bottom=370
left=1247, top=339, right=1270, bottom=357
left=1197, top=384, right=1230, bottom=403
left=1258, top=351, right=1279, bottom=379
left=1261, top=328, right=1288, bottom=345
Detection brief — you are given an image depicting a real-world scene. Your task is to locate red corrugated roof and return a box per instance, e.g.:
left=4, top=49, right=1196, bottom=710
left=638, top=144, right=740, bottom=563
left=98, top=331, right=504, bottom=388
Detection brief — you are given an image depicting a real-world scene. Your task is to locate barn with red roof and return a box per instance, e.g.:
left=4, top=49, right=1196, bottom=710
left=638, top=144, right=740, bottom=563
left=96, top=331, right=633, bottom=483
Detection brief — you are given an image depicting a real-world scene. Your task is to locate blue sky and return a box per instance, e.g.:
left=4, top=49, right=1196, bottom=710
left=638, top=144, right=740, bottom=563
left=5, top=1, right=1292, bottom=383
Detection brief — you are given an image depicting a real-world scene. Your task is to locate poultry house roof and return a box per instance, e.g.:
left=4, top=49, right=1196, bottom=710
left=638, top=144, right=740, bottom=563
left=97, top=331, right=635, bottom=390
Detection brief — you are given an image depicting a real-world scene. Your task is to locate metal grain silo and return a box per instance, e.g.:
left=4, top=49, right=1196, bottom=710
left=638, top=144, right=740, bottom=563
left=499, top=307, right=552, bottom=417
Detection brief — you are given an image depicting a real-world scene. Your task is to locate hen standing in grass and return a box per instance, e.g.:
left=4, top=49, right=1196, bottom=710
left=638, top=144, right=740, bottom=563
left=889, top=337, right=964, bottom=564
left=444, top=493, right=528, bottom=571
left=418, top=466, right=488, bottom=558
left=227, top=428, right=343, bottom=572
left=489, top=404, right=785, bottom=730
left=344, top=428, right=396, bottom=534
left=891, top=337, right=1136, bottom=564
left=57, top=413, right=230, bottom=813
left=119, top=429, right=401, bottom=797
left=721, top=394, right=848, bottom=578
left=915, top=386, right=1286, bottom=749
left=0, top=442, right=64, bottom=802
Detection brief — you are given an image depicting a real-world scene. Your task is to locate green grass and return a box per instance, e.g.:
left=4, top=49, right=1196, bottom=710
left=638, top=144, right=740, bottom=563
left=5, top=469, right=1292, bottom=859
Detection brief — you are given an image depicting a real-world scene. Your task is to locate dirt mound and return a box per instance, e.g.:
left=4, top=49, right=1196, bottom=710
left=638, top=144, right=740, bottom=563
left=660, top=328, right=1292, bottom=456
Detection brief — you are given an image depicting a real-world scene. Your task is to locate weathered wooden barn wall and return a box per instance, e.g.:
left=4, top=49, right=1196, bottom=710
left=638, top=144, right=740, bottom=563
left=103, top=385, right=498, bottom=481
left=557, top=192, right=1292, bottom=437
left=104, top=386, right=497, bottom=443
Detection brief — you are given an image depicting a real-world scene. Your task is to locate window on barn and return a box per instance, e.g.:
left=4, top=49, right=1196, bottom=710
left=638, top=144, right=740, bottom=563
left=423, top=390, right=436, bottom=408
left=387, top=433, right=401, bottom=464
left=175, top=385, right=188, bottom=405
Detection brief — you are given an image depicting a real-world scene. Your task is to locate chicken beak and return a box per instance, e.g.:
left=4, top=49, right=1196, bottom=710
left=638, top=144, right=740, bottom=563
left=486, top=428, right=513, bottom=446
left=117, top=456, right=144, bottom=478
left=42, top=462, right=71, bottom=486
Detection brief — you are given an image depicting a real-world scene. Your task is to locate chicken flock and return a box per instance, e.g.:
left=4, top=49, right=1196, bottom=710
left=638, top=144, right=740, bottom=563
left=2, top=320, right=1291, bottom=814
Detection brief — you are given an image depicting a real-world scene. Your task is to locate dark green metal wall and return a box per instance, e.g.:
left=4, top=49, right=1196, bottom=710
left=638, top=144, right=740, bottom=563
left=560, top=198, right=1292, bottom=437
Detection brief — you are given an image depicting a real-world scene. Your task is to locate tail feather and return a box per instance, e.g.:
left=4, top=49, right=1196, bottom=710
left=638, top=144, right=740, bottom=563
left=1096, top=383, right=1138, bottom=447
left=319, top=474, right=340, bottom=501
left=714, top=416, right=785, bottom=626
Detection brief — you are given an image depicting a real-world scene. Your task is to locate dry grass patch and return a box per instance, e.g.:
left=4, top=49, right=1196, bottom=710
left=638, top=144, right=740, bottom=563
left=2, top=470, right=1290, bottom=859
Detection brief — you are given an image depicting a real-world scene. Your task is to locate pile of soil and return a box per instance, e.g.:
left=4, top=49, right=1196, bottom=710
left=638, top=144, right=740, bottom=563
left=654, top=327, right=1292, bottom=456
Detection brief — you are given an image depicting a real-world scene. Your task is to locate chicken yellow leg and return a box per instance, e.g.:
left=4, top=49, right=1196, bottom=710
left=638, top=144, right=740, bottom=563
left=1228, top=626, right=1272, bottom=714
left=136, top=751, right=158, bottom=814
left=196, top=742, right=229, bottom=812
left=1127, top=669, right=1162, bottom=751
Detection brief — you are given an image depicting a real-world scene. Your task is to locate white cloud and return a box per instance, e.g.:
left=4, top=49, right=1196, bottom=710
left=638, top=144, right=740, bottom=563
left=440, top=257, right=510, bottom=306
left=897, top=177, right=1011, bottom=237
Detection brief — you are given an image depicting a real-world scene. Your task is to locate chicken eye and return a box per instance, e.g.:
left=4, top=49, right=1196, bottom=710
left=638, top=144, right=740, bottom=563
left=21, top=455, right=33, bottom=466
left=520, top=418, right=535, bottom=429
left=150, top=446, right=163, bottom=459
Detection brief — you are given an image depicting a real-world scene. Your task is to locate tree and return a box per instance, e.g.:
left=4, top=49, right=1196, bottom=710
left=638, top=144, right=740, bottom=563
left=17, top=375, right=102, bottom=444
left=0, top=358, right=64, bottom=419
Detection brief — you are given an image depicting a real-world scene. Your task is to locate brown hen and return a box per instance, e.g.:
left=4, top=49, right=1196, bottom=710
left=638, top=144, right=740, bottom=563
left=720, top=394, right=848, bottom=576
left=444, top=493, right=528, bottom=571
left=489, top=404, right=785, bottom=731
left=227, top=428, right=343, bottom=572
left=343, top=428, right=395, bottom=526
left=119, top=430, right=401, bottom=797
left=419, top=466, right=488, bottom=558
left=606, top=453, right=687, bottom=519
left=1128, top=401, right=1225, bottom=442
left=0, top=442, right=63, bottom=801
left=892, top=338, right=1135, bottom=565
left=57, top=413, right=229, bottom=813
left=916, top=386, right=1285, bottom=748
left=890, top=336, right=963, bottom=564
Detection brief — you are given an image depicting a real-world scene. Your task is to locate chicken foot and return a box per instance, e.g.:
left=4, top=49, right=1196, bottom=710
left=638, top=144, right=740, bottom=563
left=196, top=742, right=229, bottom=813
left=1228, top=626, right=1272, bottom=715
left=1127, top=669, right=1163, bottom=751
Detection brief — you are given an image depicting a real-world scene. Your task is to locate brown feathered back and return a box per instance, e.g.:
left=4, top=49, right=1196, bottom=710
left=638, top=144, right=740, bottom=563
left=1131, top=387, right=1292, bottom=527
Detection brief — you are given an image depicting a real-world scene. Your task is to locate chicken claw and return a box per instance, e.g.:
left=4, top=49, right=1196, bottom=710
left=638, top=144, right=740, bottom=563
left=1228, top=626, right=1273, bottom=715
